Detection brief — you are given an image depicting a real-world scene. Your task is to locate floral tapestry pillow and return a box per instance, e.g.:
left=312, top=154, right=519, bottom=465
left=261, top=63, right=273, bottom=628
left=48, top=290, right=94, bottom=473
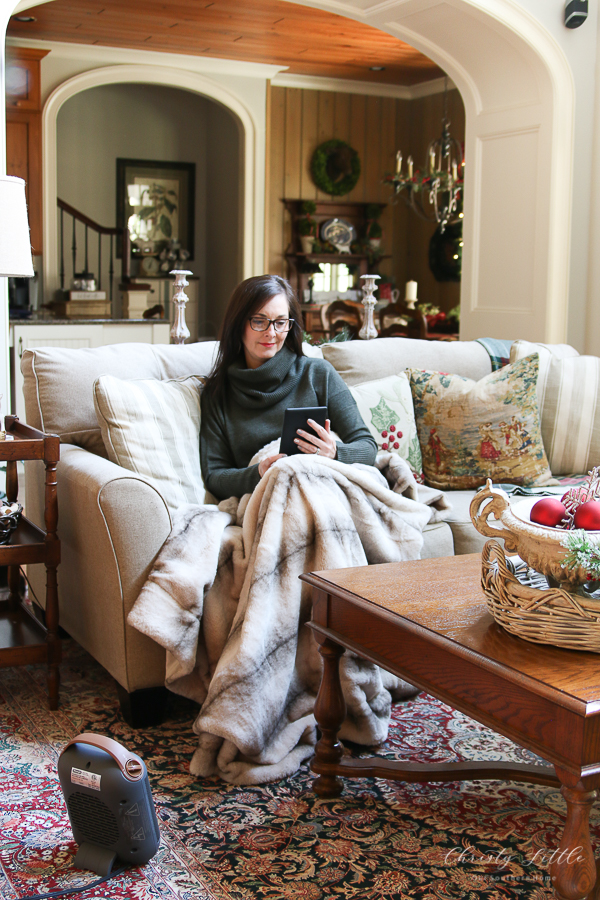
left=407, top=354, right=554, bottom=490
left=349, top=373, right=423, bottom=480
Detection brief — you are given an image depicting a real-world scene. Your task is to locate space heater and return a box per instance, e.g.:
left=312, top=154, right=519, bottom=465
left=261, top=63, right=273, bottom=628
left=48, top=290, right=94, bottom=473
left=57, top=733, right=160, bottom=876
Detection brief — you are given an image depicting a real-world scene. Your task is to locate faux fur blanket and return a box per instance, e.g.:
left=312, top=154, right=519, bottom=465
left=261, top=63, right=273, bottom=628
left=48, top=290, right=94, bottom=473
left=128, top=452, right=450, bottom=784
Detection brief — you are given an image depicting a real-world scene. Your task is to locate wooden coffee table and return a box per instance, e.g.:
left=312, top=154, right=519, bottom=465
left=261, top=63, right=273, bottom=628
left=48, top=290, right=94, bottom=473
left=301, top=553, right=600, bottom=900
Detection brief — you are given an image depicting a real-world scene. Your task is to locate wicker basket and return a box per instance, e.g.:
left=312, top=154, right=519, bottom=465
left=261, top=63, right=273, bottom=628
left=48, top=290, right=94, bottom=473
left=481, top=540, right=600, bottom=653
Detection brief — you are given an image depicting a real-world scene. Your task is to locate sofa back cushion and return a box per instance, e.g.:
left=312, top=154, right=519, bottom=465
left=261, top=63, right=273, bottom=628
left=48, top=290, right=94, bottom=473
left=21, top=342, right=220, bottom=456
left=322, top=337, right=492, bottom=386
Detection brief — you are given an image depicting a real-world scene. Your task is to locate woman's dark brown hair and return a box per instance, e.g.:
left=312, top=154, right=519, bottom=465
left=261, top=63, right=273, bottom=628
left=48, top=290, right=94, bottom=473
left=203, top=275, right=304, bottom=402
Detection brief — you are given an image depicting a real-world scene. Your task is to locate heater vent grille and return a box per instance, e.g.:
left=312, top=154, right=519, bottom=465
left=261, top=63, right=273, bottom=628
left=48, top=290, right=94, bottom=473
left=67, top=791, right=120, bottom=846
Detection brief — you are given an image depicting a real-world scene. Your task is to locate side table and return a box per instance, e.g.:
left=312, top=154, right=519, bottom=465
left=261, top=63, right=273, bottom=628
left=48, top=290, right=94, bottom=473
left=0, top=415, right=60, bottom=708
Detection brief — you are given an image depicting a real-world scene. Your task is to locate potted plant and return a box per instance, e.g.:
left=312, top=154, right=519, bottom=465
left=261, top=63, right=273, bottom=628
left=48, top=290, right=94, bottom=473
left=365, top=204, right=383, bottom=252
left=298, top=201, right=317, bottom=254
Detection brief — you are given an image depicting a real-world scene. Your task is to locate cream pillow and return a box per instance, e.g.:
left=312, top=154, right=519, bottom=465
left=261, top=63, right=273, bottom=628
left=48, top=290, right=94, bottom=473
left=94, top=374, right=205, bottom=510
left=349, top=373, right=423, bottom=479
left=510, top=342, right=600, bottom=475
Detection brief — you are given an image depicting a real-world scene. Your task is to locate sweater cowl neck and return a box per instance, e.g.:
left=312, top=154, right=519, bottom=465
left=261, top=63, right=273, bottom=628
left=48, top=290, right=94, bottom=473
left=227, top=345, right=303, bottom=409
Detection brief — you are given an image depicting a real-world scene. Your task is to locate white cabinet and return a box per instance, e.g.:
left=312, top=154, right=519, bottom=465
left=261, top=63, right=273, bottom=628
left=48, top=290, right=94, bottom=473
left=10, top=320, right=171, bottom=421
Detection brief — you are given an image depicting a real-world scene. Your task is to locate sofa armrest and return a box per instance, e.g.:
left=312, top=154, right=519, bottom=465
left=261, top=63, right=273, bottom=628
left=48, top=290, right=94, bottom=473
left=25, top=444, right=173, bottom=692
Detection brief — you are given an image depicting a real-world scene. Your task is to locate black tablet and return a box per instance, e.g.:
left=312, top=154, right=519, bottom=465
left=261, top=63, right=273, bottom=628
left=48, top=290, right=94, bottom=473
left=280, top=406, right=328, bottom=456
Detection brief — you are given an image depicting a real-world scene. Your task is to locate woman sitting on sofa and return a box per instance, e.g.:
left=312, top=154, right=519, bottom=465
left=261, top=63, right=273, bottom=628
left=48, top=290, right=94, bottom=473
left=200, top=274, right=377, bottom=500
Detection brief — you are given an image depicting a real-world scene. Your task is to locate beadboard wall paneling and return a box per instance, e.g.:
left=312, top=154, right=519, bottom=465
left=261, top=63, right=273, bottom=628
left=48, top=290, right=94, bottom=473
left=266, top=83, right=464, bottom=314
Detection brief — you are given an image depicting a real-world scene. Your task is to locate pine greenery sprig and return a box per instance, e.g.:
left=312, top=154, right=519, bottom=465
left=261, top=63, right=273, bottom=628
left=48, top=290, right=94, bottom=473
left=561, top=529, right=600, bottom=578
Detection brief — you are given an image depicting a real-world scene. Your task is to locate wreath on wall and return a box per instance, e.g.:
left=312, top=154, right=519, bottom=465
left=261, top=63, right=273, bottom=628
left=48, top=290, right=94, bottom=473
left=310, top=140, right=361, bottom=196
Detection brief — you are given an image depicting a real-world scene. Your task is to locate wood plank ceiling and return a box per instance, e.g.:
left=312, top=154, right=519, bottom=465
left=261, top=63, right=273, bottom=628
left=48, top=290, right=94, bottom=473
left=8, top=0, right=444, bottom=85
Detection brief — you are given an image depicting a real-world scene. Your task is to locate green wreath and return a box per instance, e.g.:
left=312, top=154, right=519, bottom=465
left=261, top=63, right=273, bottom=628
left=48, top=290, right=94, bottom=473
left=311, top=140, right=361, bottom=196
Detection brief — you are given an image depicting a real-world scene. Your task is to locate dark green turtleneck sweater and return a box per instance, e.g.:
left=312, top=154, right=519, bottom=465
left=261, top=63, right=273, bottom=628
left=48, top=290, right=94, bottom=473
left=200, top=346, right=377, bottom=500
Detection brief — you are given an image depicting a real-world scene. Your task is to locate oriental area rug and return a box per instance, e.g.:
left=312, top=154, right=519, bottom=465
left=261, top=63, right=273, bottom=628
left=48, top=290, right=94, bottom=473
left=1, top=639, right=598, bottom=900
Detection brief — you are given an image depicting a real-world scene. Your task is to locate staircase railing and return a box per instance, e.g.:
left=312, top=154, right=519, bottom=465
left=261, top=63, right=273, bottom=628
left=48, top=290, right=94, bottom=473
left=57, top=198, right=130, bottom=309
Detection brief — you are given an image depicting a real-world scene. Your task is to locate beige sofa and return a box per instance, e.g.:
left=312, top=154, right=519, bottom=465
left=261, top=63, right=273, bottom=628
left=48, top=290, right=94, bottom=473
left=17, top=336, right=551, bottom=725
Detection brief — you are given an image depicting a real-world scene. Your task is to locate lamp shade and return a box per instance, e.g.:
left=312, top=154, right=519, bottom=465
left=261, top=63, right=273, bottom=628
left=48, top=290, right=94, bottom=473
left=0, top=175, right=34, bottom=277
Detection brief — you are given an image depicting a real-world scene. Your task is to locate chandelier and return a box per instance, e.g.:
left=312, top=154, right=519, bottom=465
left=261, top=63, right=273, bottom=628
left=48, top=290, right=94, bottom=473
left=385, top=79, right=464, bottom=233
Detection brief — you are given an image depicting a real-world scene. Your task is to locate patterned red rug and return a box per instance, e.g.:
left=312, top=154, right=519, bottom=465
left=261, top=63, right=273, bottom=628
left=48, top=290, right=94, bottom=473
left=0, top=639, right=595, bottom=899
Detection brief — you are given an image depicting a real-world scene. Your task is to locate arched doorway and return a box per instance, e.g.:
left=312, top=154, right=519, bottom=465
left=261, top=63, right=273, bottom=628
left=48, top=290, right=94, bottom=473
left=286, top=0, right=574, bottom=342
left=5, top=0, right=577, bottom=343
left=42, top=63, right=262, bottom=316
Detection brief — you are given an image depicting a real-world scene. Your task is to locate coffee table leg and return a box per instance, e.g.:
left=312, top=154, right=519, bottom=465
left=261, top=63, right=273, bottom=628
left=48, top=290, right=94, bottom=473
left=311, top=637, right=346, bottom=798
left=550, top=769, right=598, bottom=899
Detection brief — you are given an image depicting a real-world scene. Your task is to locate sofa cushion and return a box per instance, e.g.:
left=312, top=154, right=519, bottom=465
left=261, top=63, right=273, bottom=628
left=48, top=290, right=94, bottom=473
left=349, top=374, right=423, bottom=479
left=441, top=489, right=490, bottom=555
left=322, top=337, right=492, bottom=386
left=93, top=374, right=205, bottom=510
left=407, top=354, right=554, bottom=490
left=509, top=341, right=599, bottom=475
left=21, top=341, right=219, bottom=457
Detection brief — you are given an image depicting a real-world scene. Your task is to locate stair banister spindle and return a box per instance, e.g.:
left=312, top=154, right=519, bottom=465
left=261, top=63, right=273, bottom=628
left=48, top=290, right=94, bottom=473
left=59, top=208, right=65, bottom=291
left=98, top=232, right=102, bottom=291
left=109, top=234, right=114, bottom=307
left=71, top=215, right=77, bottom=285
left=57, top=197, right=131, bottom=310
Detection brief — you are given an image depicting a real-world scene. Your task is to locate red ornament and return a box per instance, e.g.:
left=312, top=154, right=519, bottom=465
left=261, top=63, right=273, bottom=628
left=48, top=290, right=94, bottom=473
left=573, top=500, right=600, bottom=531
left=530, top=497, right=568, bottom=528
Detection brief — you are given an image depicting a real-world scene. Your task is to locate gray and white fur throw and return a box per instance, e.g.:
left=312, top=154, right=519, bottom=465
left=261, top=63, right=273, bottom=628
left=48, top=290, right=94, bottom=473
left=128, top=449, right=450, bottom=784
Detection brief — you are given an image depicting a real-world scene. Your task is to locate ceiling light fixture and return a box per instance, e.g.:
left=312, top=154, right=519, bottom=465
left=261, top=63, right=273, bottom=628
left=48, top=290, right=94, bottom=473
left=384, top=77, right=463, bottom=233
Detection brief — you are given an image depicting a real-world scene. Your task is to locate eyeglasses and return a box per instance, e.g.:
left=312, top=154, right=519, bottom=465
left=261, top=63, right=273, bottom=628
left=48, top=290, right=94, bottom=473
left=248, top=316, right=294, bottom=333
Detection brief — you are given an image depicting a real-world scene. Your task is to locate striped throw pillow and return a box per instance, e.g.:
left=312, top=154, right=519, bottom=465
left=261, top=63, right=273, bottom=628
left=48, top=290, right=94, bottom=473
left=94, top=374, right=205, bottom=510
left=509, top=342, right=600, bottom=475
left=509, top=340, right=579, bottom=408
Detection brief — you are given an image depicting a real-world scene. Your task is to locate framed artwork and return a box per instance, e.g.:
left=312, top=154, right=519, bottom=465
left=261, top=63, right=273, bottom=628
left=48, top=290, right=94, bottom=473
left=116, top=158, right=195, bottom=259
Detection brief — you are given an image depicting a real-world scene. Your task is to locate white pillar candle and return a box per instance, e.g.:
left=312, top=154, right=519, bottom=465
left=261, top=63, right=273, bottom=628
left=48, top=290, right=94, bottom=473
left=407, top=156, right=414, bottom=178
left=405, top=280, right=418, bottom=302
left=395, top=151, right=402, bottom=175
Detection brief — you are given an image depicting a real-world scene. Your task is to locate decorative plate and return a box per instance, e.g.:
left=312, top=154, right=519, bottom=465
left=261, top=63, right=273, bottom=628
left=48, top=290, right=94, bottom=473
left=320, top=218, right=355, bottom=254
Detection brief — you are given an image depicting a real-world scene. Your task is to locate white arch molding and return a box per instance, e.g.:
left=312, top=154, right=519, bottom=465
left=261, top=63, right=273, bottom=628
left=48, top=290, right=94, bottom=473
left=7, top=0, right=577, bottom=341
left=42, top=64, right=262, bottom=296
left=286, top=0, right=575, bottom=343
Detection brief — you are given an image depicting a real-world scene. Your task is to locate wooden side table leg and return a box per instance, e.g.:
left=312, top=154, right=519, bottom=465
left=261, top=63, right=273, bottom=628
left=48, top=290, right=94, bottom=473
left=44, top=460, right=60, bottom=711
left=311, top=637, right=346, bottom=798
left=45, top=563, right=60, bottom=710
left=7, top=564, right=21, bottom=610
left=551, top=769, right=597, bottom=900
